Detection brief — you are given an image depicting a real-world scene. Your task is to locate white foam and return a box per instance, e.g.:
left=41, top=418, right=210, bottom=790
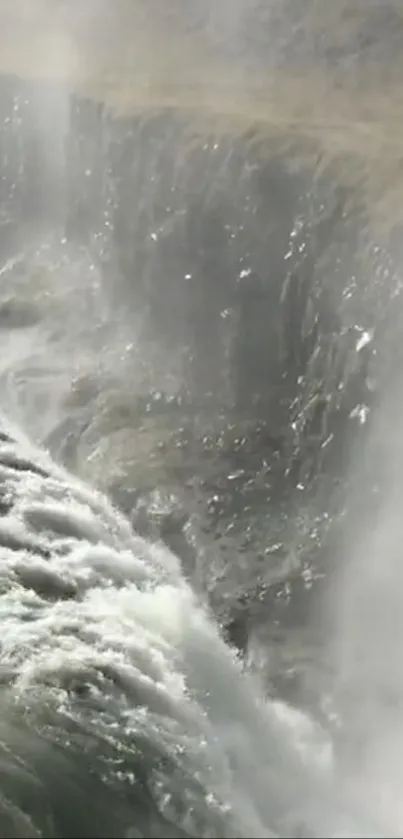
left=0, top=417, right=381, bottom=837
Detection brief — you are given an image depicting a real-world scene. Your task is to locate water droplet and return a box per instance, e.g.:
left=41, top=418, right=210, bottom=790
left=356, top=330, right=373, bottom=353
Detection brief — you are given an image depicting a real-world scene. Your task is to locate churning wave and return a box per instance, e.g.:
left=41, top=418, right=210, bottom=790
left=0, top=416, right=382, bottom=838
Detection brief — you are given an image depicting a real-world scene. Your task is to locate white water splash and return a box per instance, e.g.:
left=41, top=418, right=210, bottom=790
left=0, top=415, right=378, bottom=838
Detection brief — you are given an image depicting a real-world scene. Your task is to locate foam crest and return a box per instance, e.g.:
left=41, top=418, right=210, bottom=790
left=0, top=417, right=378, bottom=837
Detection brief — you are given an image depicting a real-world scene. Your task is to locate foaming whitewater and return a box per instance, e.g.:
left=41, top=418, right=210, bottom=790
left=0, top=415, right=378, bottom=838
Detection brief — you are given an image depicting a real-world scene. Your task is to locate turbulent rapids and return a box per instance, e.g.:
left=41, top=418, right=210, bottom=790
left=0, top=417, right=377, bottom=839
left=3, top=2, right=403, bottom=837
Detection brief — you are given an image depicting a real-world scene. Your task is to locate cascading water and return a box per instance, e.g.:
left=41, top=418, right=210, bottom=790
left=0, top=418, right=384, bottom=838
left=1, top=1, right=403, bottom=836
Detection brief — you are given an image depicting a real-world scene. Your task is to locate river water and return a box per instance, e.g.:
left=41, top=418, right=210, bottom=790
left=1, top=2, right=403, bottom=836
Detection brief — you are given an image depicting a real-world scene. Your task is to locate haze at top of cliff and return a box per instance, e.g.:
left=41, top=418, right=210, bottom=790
left=2, top=1, right=403, bottom=228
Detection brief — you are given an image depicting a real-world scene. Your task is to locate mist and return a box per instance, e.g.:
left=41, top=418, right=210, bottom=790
left=0, top=2, right=403, bottom=837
